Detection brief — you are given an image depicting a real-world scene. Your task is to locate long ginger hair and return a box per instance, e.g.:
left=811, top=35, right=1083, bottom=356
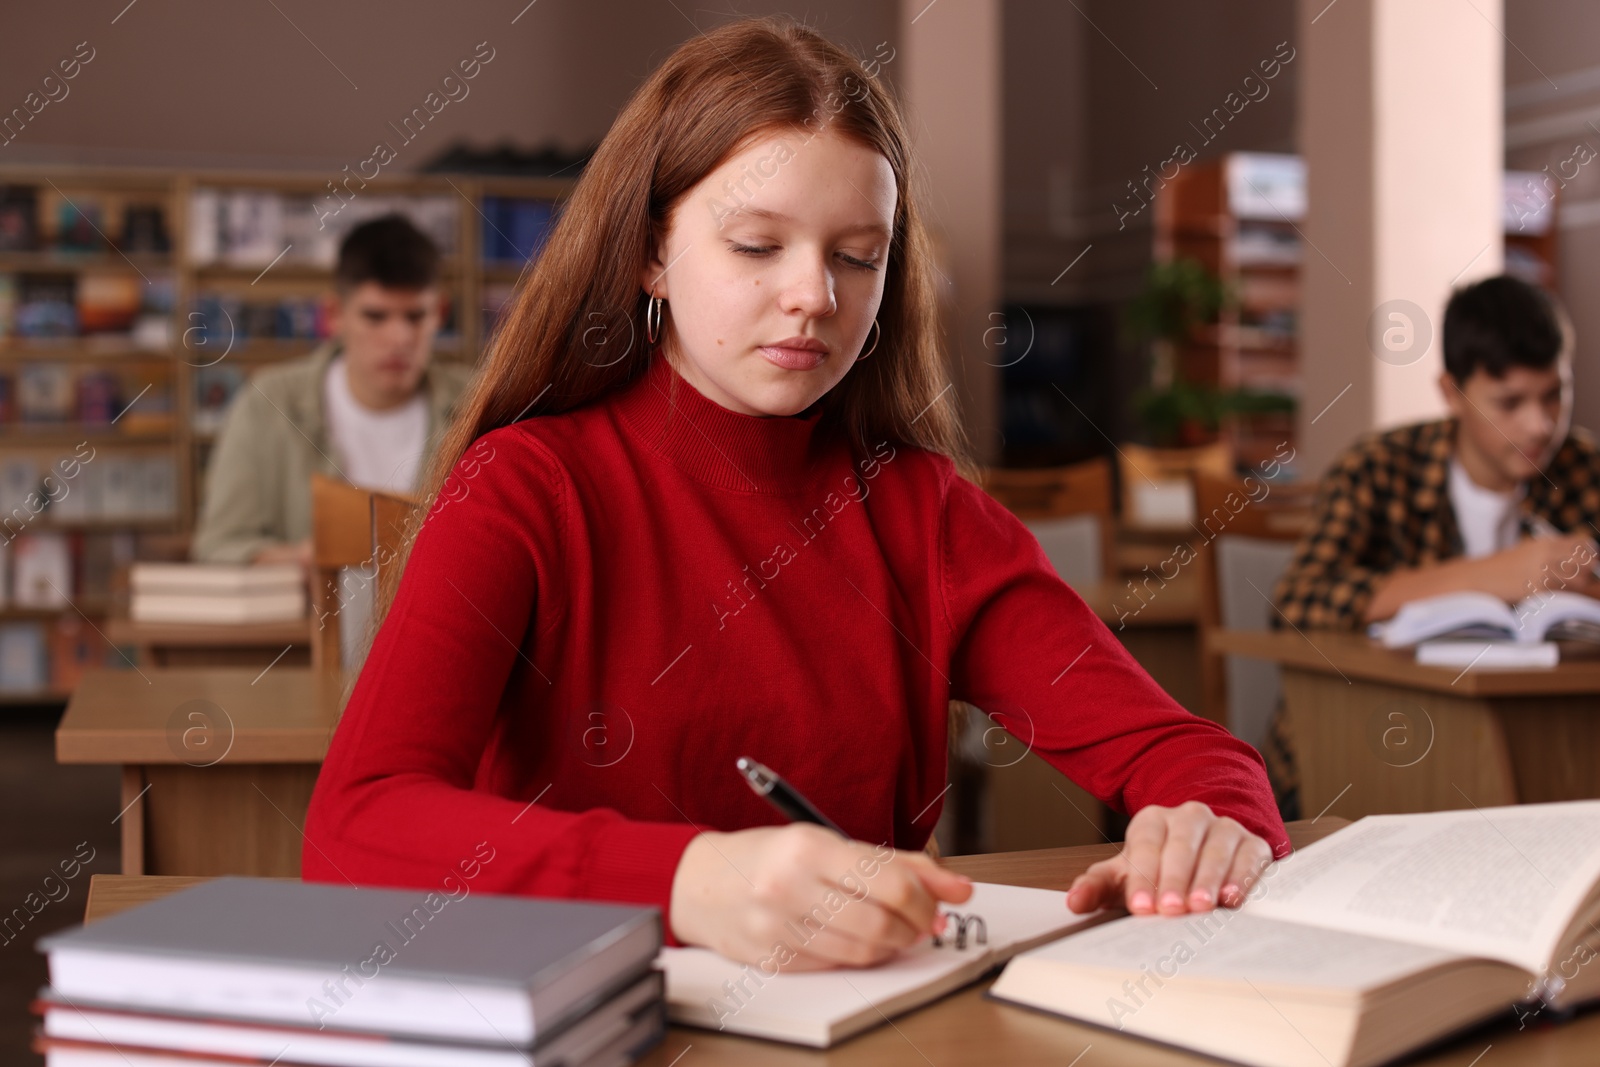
left=371, top=15, right=979, bottom=633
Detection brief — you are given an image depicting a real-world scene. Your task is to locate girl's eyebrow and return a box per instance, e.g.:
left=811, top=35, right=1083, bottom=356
left=727, top=205, right=891, bottom=239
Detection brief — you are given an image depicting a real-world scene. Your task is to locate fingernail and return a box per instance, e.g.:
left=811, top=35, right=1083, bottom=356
left=1160, top=890, right=1183, bottom=911
left=1221, top=883, right=1242, bottom=906
left=1189, top=887, right=1213, bottom=908
left=1130, top=890, right=1152, bottom=912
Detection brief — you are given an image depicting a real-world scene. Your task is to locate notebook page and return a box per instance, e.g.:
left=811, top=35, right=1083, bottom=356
left=658, top=881, right=1098, bottom=1044
left=1243, top=801, right=1600, bottom=974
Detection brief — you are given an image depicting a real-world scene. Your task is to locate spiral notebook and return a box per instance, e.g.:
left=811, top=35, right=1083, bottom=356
left=657, top=881, right=1107, bottom=1047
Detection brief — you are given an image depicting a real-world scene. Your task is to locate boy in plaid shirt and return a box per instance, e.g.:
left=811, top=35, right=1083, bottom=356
left=1265, top=275, right=1600, bottom=817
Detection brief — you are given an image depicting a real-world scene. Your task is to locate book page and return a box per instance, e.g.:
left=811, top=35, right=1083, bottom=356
left=1243, top=801, right=1600, bottom=973
left=1009, top=912, right=1467, bottom=998
left=1375, top=591, right=1516, bottom=647
left=1519, top=589, right=1600, bottom=640
left=658, top=881, right=1098, bottom=1040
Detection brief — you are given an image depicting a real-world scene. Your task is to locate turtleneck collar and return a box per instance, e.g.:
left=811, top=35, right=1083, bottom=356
left=612, top=348, right=832, bottom=494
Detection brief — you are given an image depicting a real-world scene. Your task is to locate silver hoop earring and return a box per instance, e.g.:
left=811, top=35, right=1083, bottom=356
left=858, top=320, right=880, bottom=359
left=645, top=294, right=665, bottom=345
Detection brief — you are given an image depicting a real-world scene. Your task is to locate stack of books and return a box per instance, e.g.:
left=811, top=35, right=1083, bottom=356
left=129, top=562, right=306, bottom=624
left=31, top=877, right=668, bottom=1067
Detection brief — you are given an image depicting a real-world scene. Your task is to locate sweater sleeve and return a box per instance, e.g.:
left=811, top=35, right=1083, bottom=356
left=938, top=463, right=1291, bottom=859
left=301, top=428, right=705, bottom=944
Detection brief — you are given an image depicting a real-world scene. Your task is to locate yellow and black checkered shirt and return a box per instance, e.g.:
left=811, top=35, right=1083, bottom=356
left=1260, top=417, right=1600, bottom=820
left=1270, top=417, right=1600, bottom=631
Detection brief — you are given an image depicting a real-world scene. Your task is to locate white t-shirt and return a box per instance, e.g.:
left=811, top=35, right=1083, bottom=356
left=1448, top=458, right=1524, bottom=558
left=322, top=355, right=430, bottom=494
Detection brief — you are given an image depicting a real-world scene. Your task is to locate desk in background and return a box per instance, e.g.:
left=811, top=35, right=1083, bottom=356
left=81, top=817, right=1600, bottom=1065
left=1211, top=628, right=1600, bottom=821
left=105, top=617, right=313, bottom=669
left=56, top=666, right=347, bottom=877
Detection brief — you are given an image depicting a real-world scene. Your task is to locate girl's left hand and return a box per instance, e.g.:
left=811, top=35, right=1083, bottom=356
left=1065, top=801, right=1276, bottom=916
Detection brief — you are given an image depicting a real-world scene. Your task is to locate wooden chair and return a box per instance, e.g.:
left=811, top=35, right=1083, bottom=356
left=1191, top=471, right=1318, bottom=739
left=949, top=458, right=1118, bottom=855
left=977, top=458, right=1115, bottom=587
left=1117, top=441, right=1233, bottom=530
left=309, top=473, right=422, bottom=672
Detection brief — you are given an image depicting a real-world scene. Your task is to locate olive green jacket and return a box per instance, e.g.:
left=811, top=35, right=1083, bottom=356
left=190, top=340, right=475, bottom=563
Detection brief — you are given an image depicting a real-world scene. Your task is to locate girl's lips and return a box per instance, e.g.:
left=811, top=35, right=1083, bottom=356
left=759, top=345, right=825, bottom=371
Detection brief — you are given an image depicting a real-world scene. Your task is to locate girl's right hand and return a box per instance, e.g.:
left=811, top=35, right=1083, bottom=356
left=668, top=825, right=974, bottom=970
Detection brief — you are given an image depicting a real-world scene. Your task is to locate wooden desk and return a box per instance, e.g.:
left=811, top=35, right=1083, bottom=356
left=106, top=617, right=313, bottom=669
left=1210, top=628, right=1600, bottom=821
left=78, top=817, right=1600, bottom=1065
left=56, top=667, right=349, bottom=877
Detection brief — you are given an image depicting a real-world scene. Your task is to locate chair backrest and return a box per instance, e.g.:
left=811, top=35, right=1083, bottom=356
left=1191, top=471, right=1318, bottom=746
left=977, top=458, right=1114, bottom=587
left=310, top=472, right=422, bottom=672
left=1117, top=441, right=1232, bottom=530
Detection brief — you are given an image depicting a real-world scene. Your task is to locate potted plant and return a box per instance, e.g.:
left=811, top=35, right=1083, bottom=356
left=1123, top=258, right=1230, bottom=446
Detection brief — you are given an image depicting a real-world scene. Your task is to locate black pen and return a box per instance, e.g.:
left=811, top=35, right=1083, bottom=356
left=736, top=756, right=847, bottom=836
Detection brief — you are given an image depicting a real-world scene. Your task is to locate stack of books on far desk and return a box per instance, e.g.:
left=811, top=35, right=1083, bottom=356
left=129, top=563, right=307, bottom=625
left=30, top=877, right=666, bottom=1067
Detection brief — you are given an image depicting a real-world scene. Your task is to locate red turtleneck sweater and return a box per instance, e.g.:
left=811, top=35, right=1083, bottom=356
left=302, top=352, right=1289, bottom=943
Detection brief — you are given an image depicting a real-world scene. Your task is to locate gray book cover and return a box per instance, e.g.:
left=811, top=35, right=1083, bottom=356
left=38, top=876, right=661, bottom=993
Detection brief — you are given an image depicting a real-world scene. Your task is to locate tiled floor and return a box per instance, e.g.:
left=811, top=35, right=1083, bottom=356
left=0, top=706, right=121, bottom=1066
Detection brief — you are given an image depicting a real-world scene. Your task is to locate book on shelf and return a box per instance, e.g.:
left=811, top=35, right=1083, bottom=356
left=192, top=365, right=246, bottom=434
left=1371, top=589, right=1600, bottom=649
left=76, top=271, right=143, bottom=333
left=54, top=200, right=104, bottom=253
left=0, top=272, right=15, bottom=341
left=189, top=189, right=459, bottom=269
left=15, top=362, right=75, bottom=420
left=0, top=621, right=49, bottom=693
left=16, top=271, right=79, bottom=337
left=11, top=532, right=72, bottom=608
left=47, top=615, right=108, bottom=692
left=480, top=196, right=556, bottom=264
left=118, top=202, right=171, bottom=254
left=35, top=876, right=667, bottom=1062
left=989, top=800, right=1600, bottom=1067
left=660, top=881, right=1106, bottom=1047
left=0, top=185, right=40, bottom=251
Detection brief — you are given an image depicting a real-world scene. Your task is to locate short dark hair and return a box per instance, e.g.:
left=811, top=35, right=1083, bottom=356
left=1442, top=274, right=1566, bottom=382
left=334, top=214, right=440, bottom=293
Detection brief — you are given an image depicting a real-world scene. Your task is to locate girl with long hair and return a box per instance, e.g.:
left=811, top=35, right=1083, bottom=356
left=302, top=15, right=1288, bottom=970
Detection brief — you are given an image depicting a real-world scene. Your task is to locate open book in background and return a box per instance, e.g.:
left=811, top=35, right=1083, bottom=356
left=989, top=800, right=1600, bottom=1067
left=659, top=881, right=1106, bottom=1047
left=1371, top=590, right=1600, bottom=648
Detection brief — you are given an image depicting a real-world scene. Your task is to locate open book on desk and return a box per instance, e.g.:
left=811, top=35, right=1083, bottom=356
left=658, top=881, right=1106, bottom=1047
left=990, top=800, right=1600, bottom=1067
left=1371, top=589, right=1600, bottom=648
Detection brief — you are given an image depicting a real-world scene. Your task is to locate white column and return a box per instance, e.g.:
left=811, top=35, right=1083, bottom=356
left=1298, top=0, right=1504, bottom=475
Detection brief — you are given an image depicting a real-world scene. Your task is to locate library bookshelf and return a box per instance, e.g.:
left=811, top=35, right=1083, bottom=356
left=0, top=164, right=573, bottom=703
left=1152, top=152, right=1560, bottom=472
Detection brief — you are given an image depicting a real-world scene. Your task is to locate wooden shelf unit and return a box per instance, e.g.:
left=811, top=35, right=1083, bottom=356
left=0, top=164, right=576, bottom=698
left=1152, top=153, right=1561, bottom=473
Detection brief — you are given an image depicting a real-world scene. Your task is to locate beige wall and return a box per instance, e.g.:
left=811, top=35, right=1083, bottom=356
left=0, top=2, right=896, bottom=168
left=1298, top=0, right=1504, bottom=476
